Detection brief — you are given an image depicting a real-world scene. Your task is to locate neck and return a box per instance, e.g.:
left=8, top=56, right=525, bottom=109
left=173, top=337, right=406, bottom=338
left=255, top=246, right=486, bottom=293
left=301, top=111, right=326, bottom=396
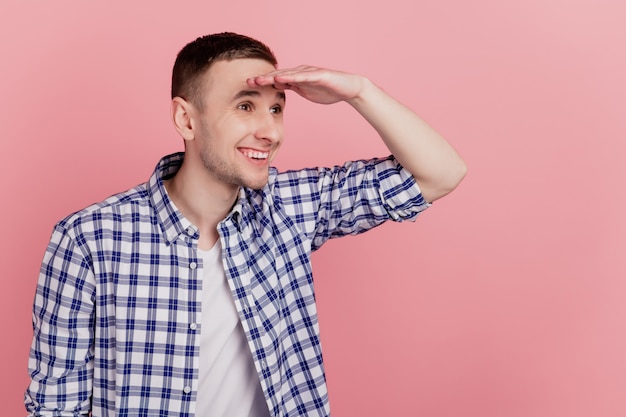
left=165, top=157, right=239, bottom=250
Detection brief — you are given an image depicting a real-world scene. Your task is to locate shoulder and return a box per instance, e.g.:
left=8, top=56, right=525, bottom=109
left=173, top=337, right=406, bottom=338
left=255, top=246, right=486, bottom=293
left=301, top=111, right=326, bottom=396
left=56, top=183, right=151, bottom=233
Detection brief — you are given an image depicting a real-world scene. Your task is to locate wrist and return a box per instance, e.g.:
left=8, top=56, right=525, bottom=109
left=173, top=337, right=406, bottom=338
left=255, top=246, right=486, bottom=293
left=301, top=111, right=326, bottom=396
left=346, top=76, right=379, bottom=109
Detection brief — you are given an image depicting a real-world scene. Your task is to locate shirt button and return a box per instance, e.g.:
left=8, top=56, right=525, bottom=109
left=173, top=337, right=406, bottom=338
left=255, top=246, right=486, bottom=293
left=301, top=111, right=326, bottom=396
left=190, top=323, right=197, bottom=331
left=189, top=262, right=197, bottom=269
left=183, top=386, right=192, bottom=394
left=261, top=361, right=267, bottom=369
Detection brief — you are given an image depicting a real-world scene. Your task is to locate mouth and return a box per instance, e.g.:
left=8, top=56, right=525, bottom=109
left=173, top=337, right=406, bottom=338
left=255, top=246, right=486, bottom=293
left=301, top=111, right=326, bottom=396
left=239, top=148, right=270, bottom=164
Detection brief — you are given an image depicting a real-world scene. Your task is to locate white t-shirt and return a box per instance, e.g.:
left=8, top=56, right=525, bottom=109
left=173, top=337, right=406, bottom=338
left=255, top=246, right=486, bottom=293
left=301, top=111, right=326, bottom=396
left=195, top=240, right=270, bottom=417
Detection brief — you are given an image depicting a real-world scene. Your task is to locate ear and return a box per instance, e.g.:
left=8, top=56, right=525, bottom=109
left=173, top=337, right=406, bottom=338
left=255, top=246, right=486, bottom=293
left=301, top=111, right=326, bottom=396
left=171, top=97, right=196, bottom=141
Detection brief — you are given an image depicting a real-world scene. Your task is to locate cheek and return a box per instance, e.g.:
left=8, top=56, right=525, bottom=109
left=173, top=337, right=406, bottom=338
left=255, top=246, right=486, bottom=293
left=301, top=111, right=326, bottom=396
left=274, top=119, right=285, bottom=141
left=217, top=117, right=253, bottom=142
left=270, top=140, right=284, bottom=163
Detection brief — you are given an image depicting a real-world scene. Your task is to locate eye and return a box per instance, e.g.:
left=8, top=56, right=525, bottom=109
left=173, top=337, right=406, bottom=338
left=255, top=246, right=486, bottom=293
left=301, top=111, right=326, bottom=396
left=237, top=102, right=252, bottom=112
left=270, top=105, right=283, bottom=115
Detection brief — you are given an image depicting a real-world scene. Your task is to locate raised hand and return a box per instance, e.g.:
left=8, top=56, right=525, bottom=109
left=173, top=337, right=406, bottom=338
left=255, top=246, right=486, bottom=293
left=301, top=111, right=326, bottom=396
left=247, top=65, right=366, bottom=105
left=249, top=64, right=466, bottom=203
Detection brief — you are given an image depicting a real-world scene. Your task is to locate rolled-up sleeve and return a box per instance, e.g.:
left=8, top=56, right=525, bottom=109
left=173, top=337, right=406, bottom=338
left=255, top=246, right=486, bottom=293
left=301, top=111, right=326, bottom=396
left=25, top=223, right=96, bottom=416
left=272, top=156, right=430, bottom=251
left=375, top=155, right=430, bottom=221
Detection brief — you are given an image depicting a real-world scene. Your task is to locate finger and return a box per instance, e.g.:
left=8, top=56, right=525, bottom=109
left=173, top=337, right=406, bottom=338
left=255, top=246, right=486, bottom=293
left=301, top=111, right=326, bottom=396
left=274, top=72, right=324, bottom=85
left=246, top=74, right=308, bottom=88
left=246, top=74, right=286, bottom=86
left=272, top=81, right=291, bottom=90
left=265, top=69, right=327, bottom=88
left=254, top=66, right=321, bottom=83
left=262, top=65, right=317, bottom=77
left=246, top=66, right=330, bottom=90
left=245, top=76, right=298, bottom=95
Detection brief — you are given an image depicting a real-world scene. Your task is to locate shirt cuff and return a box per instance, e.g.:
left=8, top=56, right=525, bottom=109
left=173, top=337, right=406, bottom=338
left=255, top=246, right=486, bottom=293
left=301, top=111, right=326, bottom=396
left=376, top=156, right=431, bottom=221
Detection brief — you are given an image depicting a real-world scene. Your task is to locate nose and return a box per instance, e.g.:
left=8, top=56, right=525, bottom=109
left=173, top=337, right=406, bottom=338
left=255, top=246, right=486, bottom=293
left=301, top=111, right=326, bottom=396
left=254, top=111, right=282, bottom=144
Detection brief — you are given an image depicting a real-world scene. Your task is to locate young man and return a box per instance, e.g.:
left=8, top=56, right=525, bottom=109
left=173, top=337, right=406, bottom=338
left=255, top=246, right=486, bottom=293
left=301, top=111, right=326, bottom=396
left=25, top=33, right=466, bottom=416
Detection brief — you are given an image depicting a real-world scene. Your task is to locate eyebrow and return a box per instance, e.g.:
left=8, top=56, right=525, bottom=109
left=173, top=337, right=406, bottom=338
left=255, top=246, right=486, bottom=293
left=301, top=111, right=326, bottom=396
left=232, top=89, right=286, bottom=102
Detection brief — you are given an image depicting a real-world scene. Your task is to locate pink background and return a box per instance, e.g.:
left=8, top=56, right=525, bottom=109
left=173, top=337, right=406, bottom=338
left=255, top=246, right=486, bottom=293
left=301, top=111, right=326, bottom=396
left=1, top=1, right=625, bottom=416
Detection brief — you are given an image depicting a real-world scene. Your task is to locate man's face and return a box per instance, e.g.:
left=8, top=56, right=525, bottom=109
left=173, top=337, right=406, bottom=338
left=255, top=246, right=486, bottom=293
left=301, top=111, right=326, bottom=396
left=191, top=58, right=285, bottom=190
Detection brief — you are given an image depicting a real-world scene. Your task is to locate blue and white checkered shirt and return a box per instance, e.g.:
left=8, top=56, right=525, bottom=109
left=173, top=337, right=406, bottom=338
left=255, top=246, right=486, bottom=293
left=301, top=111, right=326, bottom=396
left=26, top=152, right=429, bottom=417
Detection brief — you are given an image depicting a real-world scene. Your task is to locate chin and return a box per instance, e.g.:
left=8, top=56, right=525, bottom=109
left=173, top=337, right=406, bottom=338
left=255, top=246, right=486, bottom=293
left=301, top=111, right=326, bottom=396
left=240, top=174, right=269, bottom=190
left=245, top=180, right=269, bottom=190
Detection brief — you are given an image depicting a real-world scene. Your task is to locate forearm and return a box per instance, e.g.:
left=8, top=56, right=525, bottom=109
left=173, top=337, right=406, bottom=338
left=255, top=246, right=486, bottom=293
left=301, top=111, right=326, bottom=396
left=347, top=77, right=467, bottom=202
left=251, top=66, right=467, bottom=202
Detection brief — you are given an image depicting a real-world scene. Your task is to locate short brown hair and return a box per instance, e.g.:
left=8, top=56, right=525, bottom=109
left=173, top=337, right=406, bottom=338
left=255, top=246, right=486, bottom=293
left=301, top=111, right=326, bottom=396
left=171, top=32, right=277, bottom=108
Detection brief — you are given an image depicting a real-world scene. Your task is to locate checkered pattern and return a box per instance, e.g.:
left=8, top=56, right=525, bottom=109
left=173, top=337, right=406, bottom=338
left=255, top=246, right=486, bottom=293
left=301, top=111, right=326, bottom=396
left=26, top=152, right=429, bottom=416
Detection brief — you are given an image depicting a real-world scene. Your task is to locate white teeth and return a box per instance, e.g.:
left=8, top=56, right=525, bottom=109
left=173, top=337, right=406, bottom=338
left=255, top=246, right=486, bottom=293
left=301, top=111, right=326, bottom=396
left=243, top=150, right=269, bottom=160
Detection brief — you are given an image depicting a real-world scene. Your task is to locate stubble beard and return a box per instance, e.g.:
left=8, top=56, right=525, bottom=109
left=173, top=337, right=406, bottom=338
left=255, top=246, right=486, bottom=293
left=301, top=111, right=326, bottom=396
left=199, top=140, right=269, bottom=191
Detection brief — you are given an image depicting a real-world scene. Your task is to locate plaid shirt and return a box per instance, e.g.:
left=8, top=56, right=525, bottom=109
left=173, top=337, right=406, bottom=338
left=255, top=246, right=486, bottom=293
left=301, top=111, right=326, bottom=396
left=26, top=152, right=429, bottom=417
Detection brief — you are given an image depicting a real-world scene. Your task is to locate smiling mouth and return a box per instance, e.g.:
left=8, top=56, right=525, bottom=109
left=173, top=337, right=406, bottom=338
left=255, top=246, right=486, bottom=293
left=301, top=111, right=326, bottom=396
left=240, top=149, right=269, bottom=160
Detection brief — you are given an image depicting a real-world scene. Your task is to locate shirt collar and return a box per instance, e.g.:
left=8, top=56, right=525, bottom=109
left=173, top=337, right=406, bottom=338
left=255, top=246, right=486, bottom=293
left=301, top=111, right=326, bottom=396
left=148, top=152, right=197, bottom=245
left=147, top=152, right=259, bottom=244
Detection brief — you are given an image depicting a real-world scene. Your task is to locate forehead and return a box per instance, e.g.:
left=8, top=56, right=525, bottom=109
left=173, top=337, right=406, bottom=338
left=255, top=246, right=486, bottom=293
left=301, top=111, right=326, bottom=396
left=202, top=58, right=277, bottom=98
